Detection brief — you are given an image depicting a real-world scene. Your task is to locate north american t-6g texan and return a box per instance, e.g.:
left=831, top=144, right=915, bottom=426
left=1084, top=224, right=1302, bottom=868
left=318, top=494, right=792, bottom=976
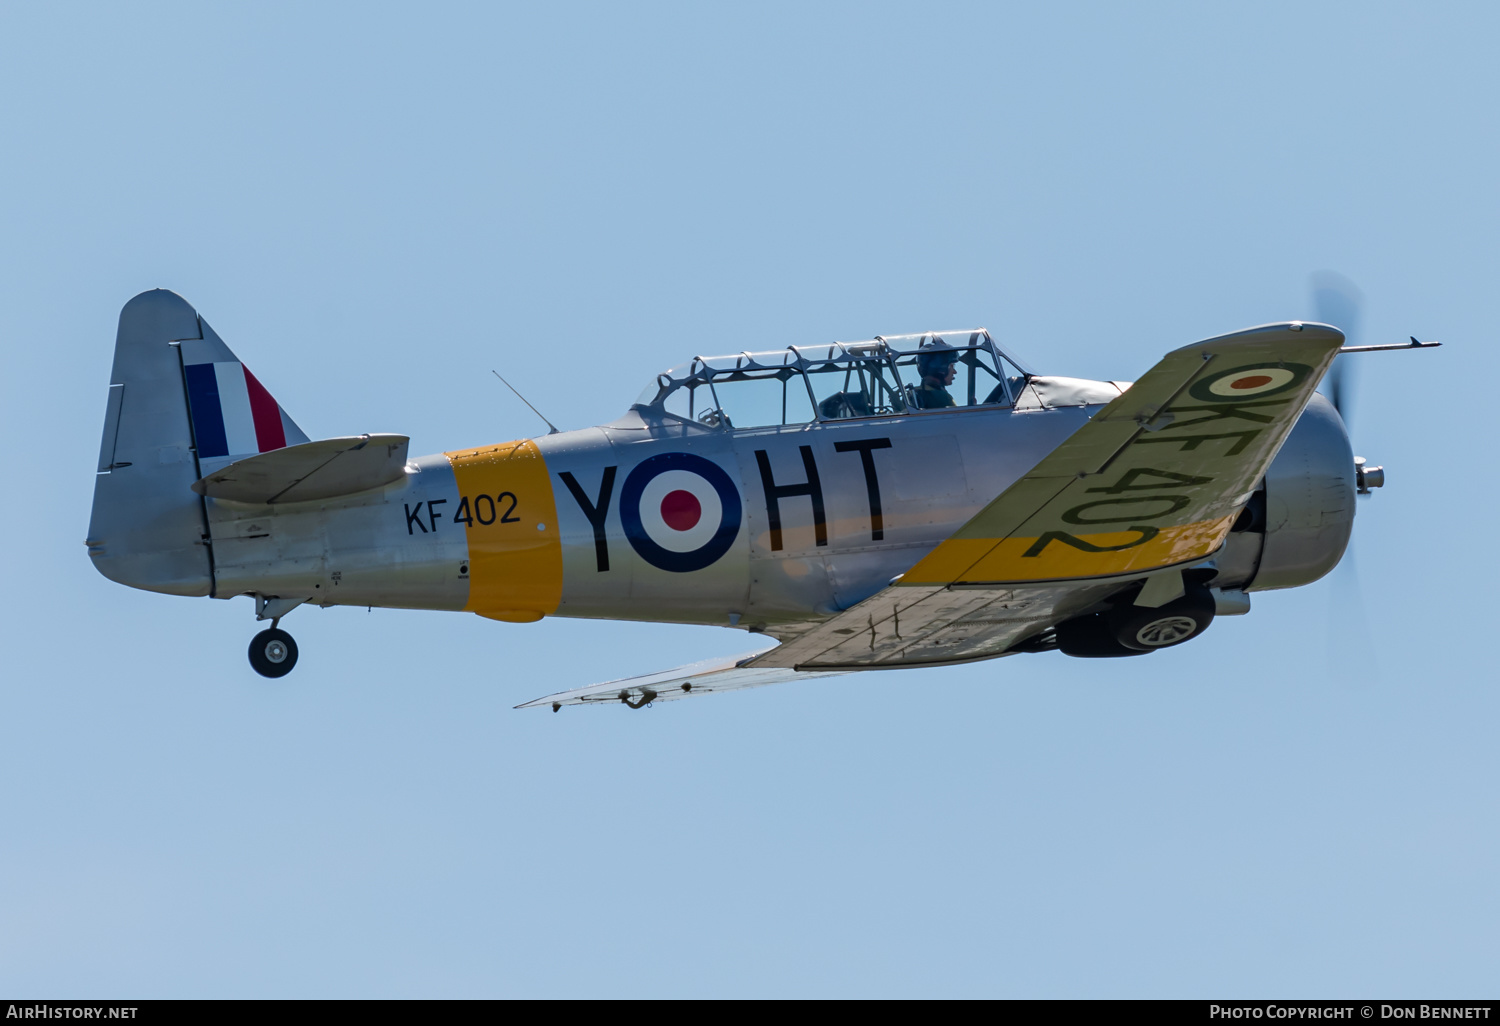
left=87, top=286, right=1436, bottom=710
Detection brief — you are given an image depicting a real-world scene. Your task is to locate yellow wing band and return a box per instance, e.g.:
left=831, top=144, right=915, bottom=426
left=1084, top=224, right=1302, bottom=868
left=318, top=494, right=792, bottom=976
left=901, top=516, right=1235, bottom=585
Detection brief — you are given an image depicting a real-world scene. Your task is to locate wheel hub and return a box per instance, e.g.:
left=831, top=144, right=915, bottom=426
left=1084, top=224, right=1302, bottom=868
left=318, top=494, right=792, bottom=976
left=264, top=640, right=288, bottom=663
left=1134, top=615, right=1199, bottom=647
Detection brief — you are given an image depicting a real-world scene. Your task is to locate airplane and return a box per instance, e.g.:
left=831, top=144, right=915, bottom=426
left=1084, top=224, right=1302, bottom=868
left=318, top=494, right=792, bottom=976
left=86, top=289, right=1437, bottom=710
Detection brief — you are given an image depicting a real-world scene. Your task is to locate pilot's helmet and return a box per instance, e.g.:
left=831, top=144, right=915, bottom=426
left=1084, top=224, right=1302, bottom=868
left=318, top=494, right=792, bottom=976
left=916, top=337, right=959, bottom=379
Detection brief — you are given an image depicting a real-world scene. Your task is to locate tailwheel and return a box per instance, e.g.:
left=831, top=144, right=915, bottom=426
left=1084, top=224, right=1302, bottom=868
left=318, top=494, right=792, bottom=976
left=248, top=628, right=298, bottom=678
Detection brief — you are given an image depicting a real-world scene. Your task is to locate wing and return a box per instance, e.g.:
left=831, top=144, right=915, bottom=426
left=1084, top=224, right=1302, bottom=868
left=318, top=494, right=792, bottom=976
left=516, top=649, right=847, bottom=710
left=753, top=321, right=1343, bottom=670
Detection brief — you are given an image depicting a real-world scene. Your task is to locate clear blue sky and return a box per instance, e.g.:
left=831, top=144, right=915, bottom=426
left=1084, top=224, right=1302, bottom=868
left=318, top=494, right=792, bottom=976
left=1, top=1, right=1493, bottom=997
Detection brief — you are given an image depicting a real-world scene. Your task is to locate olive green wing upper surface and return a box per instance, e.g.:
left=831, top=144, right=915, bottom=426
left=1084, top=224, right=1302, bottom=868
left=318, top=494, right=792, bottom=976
left=899, top=322, right=1344, bottom=587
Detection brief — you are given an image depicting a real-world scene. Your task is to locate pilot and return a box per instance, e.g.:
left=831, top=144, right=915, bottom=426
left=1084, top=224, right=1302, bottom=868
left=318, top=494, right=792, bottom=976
left=911, top=339, right=959, bottom=409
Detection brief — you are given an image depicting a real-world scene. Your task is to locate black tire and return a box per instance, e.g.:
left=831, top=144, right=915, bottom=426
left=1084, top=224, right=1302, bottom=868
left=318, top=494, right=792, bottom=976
left=248, top=628, right=298, bottom=678
left=1109, top=587, right=1215, bottom=652
left=1055, top=614, right=1151, bottom=658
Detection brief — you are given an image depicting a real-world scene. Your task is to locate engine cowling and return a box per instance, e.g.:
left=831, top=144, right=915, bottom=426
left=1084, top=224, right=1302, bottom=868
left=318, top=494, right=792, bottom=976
left=1220, top=392, right=1356, bottom=592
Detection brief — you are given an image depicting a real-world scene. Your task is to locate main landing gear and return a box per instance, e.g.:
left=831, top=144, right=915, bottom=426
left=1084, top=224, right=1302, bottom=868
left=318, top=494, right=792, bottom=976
left=248, top=622, right=299, bottom=678
left=1055, top=582, right=1217, bottom=658
left=1011, top=578, right=1219, bottom=659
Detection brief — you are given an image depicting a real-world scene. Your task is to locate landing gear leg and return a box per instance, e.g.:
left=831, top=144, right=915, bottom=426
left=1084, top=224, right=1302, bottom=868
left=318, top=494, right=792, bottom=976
left=618, top=688, right=656, bottom=709
left=248, top=618, right=299, bottom=678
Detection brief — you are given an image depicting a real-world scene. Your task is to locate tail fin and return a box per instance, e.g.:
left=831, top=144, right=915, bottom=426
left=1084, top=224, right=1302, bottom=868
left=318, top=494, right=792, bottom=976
left=87, top=290, right=308, bottom=596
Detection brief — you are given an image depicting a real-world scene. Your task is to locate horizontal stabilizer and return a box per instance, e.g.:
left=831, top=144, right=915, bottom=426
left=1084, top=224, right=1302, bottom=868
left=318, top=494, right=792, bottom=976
left=516, top=649, right=847, bottom=709
left=192, top=434, right=409, bottom=504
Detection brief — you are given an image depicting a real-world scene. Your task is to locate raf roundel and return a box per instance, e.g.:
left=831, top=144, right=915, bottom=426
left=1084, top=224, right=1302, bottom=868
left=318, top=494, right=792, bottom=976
left=1188, top=362, right=1313, bottom=403
left=620, top=452, right=743, bottom=573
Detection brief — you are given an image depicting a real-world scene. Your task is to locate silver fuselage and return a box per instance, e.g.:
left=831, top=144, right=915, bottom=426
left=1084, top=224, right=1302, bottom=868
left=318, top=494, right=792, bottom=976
left=205, top=399, right=1103, bottom=630
left=87, top=288, right=1354, bottom=648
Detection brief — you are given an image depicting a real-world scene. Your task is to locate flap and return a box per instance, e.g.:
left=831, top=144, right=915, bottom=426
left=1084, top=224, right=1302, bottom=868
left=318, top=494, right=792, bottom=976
left=750, top=578, right=1110, bottom=670
left=517, top=649, right=846, bottom=709
left=192, top=434, right=409, bottom=504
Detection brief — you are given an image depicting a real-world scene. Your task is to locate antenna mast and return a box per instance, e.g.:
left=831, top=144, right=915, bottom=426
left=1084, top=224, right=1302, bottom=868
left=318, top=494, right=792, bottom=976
left=491, top=370, right=560, bottom=435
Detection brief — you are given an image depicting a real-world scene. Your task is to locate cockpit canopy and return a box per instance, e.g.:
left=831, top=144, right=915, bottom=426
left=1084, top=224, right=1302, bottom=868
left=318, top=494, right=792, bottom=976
left=634, top=329, right=1033, bottom=430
